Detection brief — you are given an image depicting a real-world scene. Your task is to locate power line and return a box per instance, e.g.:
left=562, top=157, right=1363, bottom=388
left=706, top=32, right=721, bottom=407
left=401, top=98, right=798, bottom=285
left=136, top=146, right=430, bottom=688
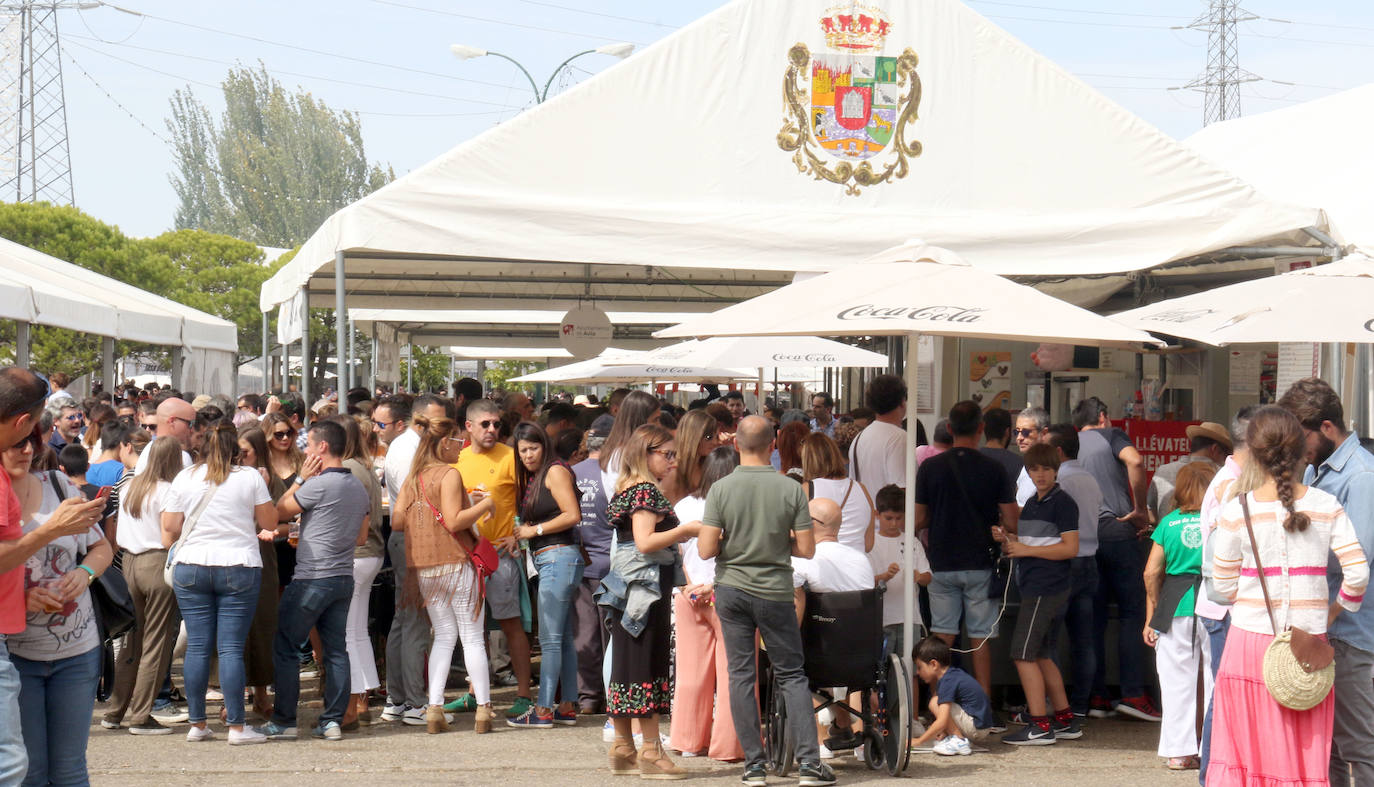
left=983, top=13, right=1171, bottom=31
left=370, top=0, right=648, bottom=46
left=967, top=1, right=1180, bottom=20
left=63, top=48, right=168, bottom=144
left=68, top=39, right=521, bottom=118
left=92, top=1, right=515, bottom=90
left=507, top=0, right=679, bottom=29
left=66, top=34, right=522, bottom=107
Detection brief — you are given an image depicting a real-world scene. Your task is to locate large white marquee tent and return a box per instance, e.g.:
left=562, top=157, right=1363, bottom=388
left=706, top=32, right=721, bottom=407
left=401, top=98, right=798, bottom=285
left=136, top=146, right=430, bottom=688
left=1, top=236, right=238, bottom=392
left=260, top=0, right=1332, bottom=402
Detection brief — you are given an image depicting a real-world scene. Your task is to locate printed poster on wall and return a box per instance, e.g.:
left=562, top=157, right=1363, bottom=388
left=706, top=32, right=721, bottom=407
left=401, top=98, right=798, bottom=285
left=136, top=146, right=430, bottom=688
left=1275, top=343, right=1319, bottom=400
left=968, top=351, right=1011, bottom=411
left=1228, top=350, right=1260, bottom=396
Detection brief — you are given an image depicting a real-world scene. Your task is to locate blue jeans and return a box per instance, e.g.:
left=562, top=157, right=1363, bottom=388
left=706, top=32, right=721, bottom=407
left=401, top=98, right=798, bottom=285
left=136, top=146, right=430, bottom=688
left=11, top=644, right=102, bottom=787
left=1062, top=556, right=1099, bottom=714
left=172, top=563, right=262, bottom=726
left=0, top=637, right=27, bottom=785
left=533, top=545, right=584, bottom=709
left=1092, top=539, right=1147, bottom=698
left=273, top=575, right=354, bottom=727
left=1198, top=614, right=1228, bottom=784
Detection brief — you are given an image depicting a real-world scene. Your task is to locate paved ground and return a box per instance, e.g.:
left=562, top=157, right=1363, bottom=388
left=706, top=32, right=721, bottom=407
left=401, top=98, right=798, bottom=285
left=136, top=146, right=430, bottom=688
left=85, top=681, right=1202, bottom=786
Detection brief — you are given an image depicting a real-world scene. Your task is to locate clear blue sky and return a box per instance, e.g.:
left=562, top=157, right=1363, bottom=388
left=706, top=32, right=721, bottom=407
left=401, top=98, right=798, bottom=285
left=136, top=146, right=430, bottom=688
left=58, top=0, right=1374, bottom=239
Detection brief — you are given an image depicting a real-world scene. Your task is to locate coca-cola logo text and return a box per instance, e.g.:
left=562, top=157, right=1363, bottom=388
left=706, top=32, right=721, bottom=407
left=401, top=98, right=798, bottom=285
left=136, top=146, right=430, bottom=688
left=643, top=367, right=697, bottom=375
left=836, top=305, right=986, bottom=323
left=771, top=353, right=838, bottom=363
left=1141, top=308, right=1214, bottom=324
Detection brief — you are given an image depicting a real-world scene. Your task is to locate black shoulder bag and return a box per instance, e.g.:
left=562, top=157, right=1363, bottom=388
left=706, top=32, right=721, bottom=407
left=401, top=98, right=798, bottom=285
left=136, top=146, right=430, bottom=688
left=946, top=453, right=1010, bottom=600
left=49, top=473, right=136, bottom=702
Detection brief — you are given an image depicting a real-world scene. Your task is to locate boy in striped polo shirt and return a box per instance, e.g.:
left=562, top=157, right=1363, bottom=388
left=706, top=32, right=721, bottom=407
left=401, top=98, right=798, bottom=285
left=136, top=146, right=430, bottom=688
left=995, top=443, right=1081, bottom=746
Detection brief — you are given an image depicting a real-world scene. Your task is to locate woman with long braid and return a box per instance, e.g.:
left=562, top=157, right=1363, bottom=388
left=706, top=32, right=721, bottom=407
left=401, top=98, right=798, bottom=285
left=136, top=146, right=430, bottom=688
left=1208, top=406, right=1369, bottom=784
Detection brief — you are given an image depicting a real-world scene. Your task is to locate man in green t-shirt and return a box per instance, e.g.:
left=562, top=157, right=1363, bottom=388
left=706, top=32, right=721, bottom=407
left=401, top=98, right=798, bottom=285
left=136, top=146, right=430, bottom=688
left=700, top=416, right=835, bottom=786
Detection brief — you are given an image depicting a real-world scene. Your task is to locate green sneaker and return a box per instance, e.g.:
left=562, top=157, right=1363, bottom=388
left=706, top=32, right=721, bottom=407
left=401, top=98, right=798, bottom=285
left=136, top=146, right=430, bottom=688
left=505, top=696, right=534, bottom=718
left=444, top=693, right=477, bottom=713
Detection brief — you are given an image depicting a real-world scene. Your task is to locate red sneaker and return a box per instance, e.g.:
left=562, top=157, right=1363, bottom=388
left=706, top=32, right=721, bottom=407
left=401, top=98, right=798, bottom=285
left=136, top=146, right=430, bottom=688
left=1115, top=695, right=1162, bottom=721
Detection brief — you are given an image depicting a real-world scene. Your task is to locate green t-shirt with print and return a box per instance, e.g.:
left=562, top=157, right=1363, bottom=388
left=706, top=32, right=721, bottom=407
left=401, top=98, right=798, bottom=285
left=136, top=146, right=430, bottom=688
left=1152, top=509, right=1204, bottom=617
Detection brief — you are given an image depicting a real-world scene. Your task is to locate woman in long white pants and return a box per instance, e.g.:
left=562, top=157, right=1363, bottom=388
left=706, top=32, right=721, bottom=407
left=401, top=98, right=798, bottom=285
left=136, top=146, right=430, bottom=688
left=392, top=414, right=496, bottom=734
left=1143, top=461, right=1219, bottom=771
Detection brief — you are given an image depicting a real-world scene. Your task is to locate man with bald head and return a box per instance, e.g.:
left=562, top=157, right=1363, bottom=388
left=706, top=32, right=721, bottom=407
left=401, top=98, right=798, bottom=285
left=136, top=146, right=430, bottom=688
left=699, top=415, right=836, bottom=785
left=134, top=396, right=195, bottom=475
left=790, top=497, right=874, bottom=758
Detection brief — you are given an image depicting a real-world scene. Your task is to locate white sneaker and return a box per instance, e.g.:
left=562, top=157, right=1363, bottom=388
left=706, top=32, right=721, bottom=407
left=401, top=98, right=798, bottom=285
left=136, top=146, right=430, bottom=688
left=602, top=719, right=616, bottom=743
left=228, top=726, right=268, bottom=746
left=400, top=705, right=426, bottom=726
left=380, top=701, right=404, bottom=722
left=186, top=725, right=215, bottom=743
left=100, top=719, right=121, bottom=730
left=933, top=735, right=973, bottom=756
left=819, top=743, right=835, bottom=760
left=205, top=688, right=224, bottom=702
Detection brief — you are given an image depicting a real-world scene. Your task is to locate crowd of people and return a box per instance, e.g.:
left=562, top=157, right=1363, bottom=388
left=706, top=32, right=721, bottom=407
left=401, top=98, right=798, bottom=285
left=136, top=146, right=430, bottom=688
left=0, top=366, right=1370, bottom=785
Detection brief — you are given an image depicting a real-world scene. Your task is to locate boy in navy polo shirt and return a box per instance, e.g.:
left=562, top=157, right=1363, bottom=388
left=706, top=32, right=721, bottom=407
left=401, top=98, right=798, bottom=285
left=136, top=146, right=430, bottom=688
left=996, top=443, right=1080, bottom=746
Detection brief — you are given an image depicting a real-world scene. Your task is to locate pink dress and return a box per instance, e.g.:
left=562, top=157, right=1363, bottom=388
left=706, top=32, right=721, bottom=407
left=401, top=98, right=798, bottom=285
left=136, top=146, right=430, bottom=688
left=1205, top=627, right=1333, bottom=786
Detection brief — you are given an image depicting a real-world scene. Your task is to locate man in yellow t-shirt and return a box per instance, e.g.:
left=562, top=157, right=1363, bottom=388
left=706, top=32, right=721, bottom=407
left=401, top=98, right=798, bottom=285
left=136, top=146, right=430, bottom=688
left=455, top=399, right=532, bottom=715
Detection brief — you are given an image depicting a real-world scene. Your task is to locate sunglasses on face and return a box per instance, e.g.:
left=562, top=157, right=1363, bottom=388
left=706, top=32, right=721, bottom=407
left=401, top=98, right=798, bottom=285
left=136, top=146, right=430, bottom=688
left=63, top=414, right=84, bottom=422
left=272, top=430, right=293, bottom=440
left=651, top=447, right=677, bottom=462
left=1014, top=428, right=1036, bottom=438
left=472, top=420, right=500, bottom=430
left=372, top=420, right=394, bottom=431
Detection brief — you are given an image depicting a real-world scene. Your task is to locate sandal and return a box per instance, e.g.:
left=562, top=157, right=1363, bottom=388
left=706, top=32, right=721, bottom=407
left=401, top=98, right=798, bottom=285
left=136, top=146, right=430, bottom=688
left=1166, top=756, right=1200, bottom=771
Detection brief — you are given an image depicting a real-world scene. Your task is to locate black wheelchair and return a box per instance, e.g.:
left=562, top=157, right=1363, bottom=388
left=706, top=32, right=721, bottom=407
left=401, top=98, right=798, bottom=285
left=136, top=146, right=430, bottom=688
left=760, top=587, right=913, bottom=777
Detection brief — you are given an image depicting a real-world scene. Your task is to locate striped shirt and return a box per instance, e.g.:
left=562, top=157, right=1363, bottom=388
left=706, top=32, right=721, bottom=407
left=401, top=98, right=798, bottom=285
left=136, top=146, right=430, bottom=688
left=1212, top=488, right=1368, bottom=636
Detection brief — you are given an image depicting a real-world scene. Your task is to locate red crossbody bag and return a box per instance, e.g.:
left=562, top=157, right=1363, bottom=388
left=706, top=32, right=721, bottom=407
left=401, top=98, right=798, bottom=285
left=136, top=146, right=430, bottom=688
left=418, top=473, right=500, bottom=582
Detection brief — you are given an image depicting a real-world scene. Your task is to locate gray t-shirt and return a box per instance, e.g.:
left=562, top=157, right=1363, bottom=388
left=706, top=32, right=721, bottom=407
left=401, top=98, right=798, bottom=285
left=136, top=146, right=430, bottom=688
left=1077, top=427, right=1135, bottom=542
left=294, top=468, right=369, bottom=580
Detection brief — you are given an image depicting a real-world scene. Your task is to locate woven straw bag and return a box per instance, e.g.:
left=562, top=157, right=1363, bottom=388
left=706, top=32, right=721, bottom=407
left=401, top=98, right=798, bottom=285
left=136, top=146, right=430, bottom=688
left=1261, top=629, right=1335, bottom=711
left=1241, top=496, right=1336, bottom=711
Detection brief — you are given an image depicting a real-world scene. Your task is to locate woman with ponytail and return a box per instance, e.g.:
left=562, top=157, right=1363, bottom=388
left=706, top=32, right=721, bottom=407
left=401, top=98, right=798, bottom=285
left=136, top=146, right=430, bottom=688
left=392, top=414, right=495, bottom=734
left=1208, top=406, right=1369, bottom=784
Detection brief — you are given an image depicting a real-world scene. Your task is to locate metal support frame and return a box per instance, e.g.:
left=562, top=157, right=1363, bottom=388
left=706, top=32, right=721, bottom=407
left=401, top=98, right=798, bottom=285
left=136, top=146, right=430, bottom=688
left=100, top=336, right=113, bottom=389
left=300, top=286, right=311, bottom=413
left=15, top=319, right=28, bottom=366
left=0, top=1, right=76, bottom=204
left=334, top=251, right=347, bottom=394
left=261, top=311, right=269, bottom=393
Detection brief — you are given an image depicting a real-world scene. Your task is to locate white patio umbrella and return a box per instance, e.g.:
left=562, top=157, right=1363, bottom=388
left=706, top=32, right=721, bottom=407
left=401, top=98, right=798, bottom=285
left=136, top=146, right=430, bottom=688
left=640, top=336, right=888, bottom=401
left=657, top=241, right=1163, bottom=676
left=1110, top=253, right=1374, bottom=345
left=511, top=350, right=752, bottom=385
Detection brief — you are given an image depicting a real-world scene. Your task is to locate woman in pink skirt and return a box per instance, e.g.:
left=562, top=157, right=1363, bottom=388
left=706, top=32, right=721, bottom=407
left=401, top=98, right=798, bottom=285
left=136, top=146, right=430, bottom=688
left=1209, top=406, right=1368, bottom=785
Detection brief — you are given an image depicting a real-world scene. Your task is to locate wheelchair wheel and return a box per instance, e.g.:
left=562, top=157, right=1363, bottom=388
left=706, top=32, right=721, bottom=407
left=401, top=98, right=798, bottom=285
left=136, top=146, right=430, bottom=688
left=761, top=664, right=794, bottom=776
left=880, top=653, right=913, bottom=776
left=862, top=728, right=884, bottom=770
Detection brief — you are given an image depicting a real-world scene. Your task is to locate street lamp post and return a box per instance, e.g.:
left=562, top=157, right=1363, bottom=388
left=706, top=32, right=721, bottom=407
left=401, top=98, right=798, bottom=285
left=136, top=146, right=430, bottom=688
left=450, top=42, right=634, bottom=104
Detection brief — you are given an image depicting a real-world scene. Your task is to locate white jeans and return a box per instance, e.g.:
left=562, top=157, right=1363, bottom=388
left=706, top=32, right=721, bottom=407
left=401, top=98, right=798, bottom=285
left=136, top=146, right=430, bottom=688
left=419, top=563, right=490, bottom=707
left=1155, top=614, right=1212, bottom=758
left=347, top=556, right=384, bottom=694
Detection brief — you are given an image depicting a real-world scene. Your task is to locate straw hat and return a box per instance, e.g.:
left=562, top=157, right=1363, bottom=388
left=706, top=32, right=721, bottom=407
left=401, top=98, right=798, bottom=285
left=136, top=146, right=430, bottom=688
left=1185, top=421, right=1233, bottom=451
left=1262, top=631, right=1335, bottom=710
left=190, top=394, right=213, bottom=411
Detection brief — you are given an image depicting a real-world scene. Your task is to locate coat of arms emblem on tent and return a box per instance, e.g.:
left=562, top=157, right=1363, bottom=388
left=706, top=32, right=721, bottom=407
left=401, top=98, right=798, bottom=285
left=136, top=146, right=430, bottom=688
left=778, top=3, right=922, bottom=195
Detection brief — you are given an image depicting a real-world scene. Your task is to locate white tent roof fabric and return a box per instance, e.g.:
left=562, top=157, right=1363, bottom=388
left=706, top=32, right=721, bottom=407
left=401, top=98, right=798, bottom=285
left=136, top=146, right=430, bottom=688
left=0, top=236, right=237, bottom=351
left=639, top=336, right=888, bottom=368
left=1186, top=85, right=1371, bottom=250
left=260, top=0, right=1325, bottom=313
left=1110, top=253, right=1374, bottom=346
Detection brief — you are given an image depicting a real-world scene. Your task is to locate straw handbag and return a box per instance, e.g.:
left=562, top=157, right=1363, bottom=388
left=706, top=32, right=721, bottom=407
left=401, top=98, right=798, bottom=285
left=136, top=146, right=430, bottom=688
left=1240, top=496, right=1335, bottom=711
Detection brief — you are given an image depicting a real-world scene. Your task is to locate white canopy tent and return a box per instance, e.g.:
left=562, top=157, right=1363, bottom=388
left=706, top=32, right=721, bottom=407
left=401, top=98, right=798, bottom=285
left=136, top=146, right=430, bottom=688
left=0, top=236, right=238, bottom=391
left=659, top=241, right=1164, bottom=697
left=1187, top=85, right=1374, bottom=250
left=259, top=0, right=1329, bottom=411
